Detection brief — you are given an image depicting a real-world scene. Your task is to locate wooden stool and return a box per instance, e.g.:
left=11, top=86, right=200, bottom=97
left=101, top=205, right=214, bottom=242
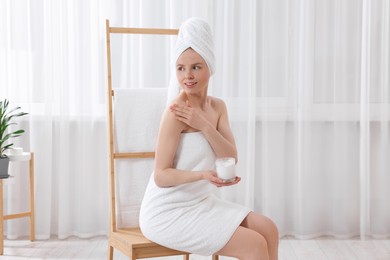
left=0, top=152, right=35, bottom=255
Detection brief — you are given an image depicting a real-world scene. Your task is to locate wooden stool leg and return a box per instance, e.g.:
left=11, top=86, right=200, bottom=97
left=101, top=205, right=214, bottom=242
left=108, top=244, right=113, bottom=260
left=212, top=255, right=219, bottom=260
left=29, top=152, right=35, bottom=241
left=0, top=179, right=3, bottom=255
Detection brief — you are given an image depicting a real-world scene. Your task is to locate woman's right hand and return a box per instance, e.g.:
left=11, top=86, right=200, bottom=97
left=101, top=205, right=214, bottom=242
left=203, top=171, right=241, bottom=187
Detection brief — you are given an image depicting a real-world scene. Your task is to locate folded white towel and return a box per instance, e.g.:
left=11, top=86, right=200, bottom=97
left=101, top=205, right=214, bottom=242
left=113, top=88, right=167, bottom=227
left=114, top=88, right=167, bottom=152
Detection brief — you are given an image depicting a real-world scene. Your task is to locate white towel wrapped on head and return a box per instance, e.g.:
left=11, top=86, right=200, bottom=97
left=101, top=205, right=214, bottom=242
left=167, top=17, right=215, bottom=104
left=173, top=17, right=215, bottom=75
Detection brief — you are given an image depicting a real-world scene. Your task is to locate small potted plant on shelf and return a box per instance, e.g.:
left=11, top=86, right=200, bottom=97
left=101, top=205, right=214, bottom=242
left=0, top=99, right=28, bottom=179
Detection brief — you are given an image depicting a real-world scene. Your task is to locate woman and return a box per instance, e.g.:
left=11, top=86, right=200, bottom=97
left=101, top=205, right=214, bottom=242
left=139, top=17, right=279, bottom=260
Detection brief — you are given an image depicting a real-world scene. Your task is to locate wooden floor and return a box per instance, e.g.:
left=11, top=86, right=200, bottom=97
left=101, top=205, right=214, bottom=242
left=0, top=236, right=389, bottom=260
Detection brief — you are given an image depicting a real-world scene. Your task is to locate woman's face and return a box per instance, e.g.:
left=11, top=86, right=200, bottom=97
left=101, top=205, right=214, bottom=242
left=176, top=48, right=210, bottom=95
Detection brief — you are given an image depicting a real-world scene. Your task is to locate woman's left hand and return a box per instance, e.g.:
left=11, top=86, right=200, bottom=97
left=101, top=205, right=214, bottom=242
left=170, top=102, right=211, bottom=131
left=211, top=176, right=241, bottom=188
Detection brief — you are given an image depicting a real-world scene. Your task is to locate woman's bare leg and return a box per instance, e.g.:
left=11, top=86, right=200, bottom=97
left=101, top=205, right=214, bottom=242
left=215, top=226, right=269, bottom=260
left=241, top=212, right=279, bottom=260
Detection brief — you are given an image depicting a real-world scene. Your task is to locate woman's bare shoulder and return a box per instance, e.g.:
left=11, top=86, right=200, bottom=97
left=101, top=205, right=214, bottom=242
left=167, top=95, right=186, bottom=107
left=208, top=96, right=227, bottom=111
left=161, top=102, right=187, bottom=133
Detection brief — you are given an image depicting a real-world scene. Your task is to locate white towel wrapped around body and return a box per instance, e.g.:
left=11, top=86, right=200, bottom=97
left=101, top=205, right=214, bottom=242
left=139, top=132, right=251, bottom=255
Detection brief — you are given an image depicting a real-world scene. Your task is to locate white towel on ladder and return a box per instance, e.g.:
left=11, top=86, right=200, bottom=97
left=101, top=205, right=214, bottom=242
left=113, top=88, right=167, bottom=228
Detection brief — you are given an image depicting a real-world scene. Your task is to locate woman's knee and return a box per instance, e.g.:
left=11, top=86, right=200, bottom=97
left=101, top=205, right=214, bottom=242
left=249, top=233, right=269, bottom=256
left=266, top=217, right=279, bottom=241
left=235, top=232, right=269, bottom=259
left=216, top=227, right=269, bottom=259
left=242, top=213, right=279, bottom=244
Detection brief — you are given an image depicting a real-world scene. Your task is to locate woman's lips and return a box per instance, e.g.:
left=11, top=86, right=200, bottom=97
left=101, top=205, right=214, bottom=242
left=185, top=82, right=197, bottom=88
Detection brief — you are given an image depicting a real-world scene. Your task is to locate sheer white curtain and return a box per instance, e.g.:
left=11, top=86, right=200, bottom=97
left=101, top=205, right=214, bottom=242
left=1, top=0, right=109, bottom=239
left=254, top=0, right=390, bottom=239
left=0, top=0, right=389, bottom=240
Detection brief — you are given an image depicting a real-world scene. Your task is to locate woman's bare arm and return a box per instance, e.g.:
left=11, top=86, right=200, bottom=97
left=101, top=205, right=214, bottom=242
left=153, top=106, right=224, bottom=187
left=170, top=97, right=237, bottom=161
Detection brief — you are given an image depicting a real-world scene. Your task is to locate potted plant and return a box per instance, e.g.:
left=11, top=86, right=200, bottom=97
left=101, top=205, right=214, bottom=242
left=0, top=99, right=28, bottom=179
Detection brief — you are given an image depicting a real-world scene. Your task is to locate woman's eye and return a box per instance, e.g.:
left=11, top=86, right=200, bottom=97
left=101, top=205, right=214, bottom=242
left=193, top=66, right=201, bottom=70
left=177, top=67, right=184, bottom=71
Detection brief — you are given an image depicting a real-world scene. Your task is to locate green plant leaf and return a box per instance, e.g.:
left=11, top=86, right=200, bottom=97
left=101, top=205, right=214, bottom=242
left=0, top=99, right=28, bottom=157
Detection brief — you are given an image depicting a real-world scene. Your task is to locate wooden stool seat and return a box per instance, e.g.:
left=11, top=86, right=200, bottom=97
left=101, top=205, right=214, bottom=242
left=109, top=228, right=189, bottom=259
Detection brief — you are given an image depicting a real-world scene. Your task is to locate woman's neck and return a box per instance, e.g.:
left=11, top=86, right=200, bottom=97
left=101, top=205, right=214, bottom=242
left=184, top=92, right=208, bottom=109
